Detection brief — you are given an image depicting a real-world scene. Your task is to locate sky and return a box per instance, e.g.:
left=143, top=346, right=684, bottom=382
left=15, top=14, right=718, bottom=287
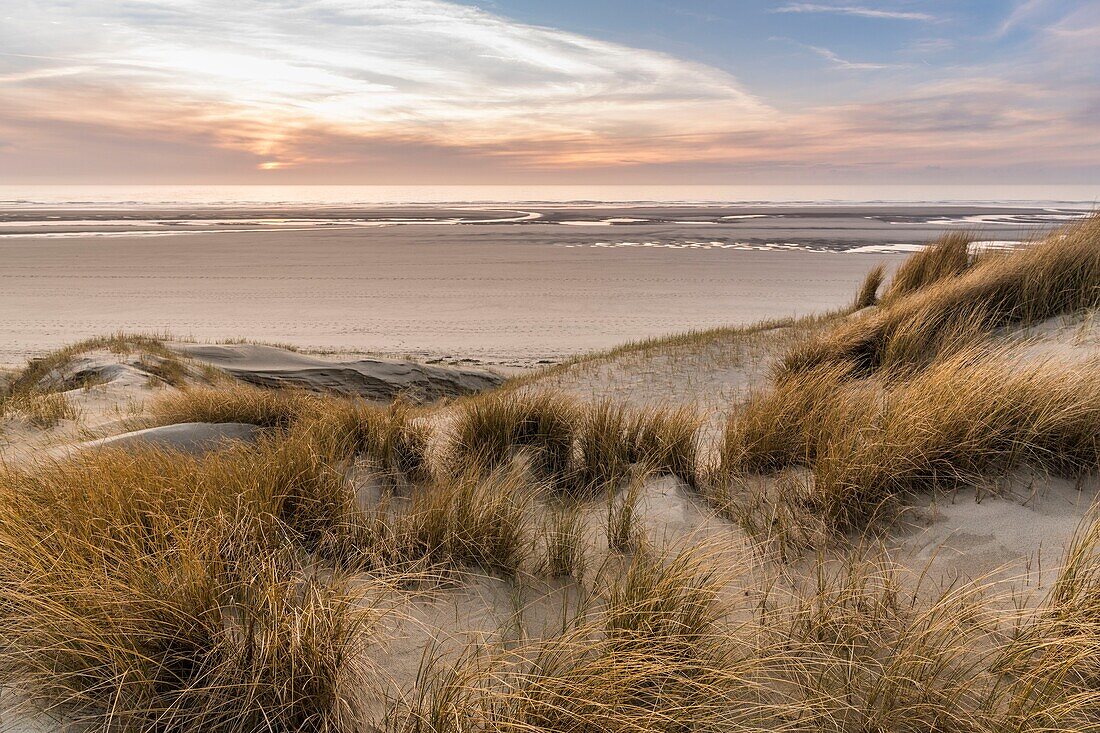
left=0, top=0, right=1097, bottom=184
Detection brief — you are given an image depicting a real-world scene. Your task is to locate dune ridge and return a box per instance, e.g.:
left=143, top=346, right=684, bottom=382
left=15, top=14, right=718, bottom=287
left=0, top=217, right=1097, bottom=731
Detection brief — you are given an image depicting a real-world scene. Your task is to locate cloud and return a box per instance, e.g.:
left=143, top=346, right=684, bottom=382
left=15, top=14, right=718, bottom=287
left=772, top=37, right=901, bottom=70
left=0, top=0, right=1096, bottom=183
left=995, top=0, right=1050, bottom=37
left=772, top=4, right=937, bottom=21
left=0, top=0, right=775, bottom=172
left=802, top=44, right=899, bottom=70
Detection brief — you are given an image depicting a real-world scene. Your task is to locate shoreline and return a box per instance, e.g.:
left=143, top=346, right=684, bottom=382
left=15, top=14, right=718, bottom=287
left=0, top=203, right=1086, bottom=367
left=0, top=227, right=889, bottom=367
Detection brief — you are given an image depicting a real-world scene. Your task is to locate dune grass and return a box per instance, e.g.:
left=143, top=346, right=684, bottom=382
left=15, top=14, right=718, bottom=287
left=0, top=441, right=383, bottom=731
left=399, top=517, right=1100, bottom=732
left=880, top=231, right=973, bottom=304
left=1, top=389, right=79, bottom=428
left=782, top=217, right=1100, bottom=377
left=398, top=547, right=760, bottom=733
left=8, top=332, right=180, bottom=395
left=723, top=345, right=1100, bottom=530
left=542, top=500, right=587, bottom=578
left=400, top=466, right=534, bottom=576
left=451, top=391, right=579, bottom=482
left=606, top=469, right=644, bottom=553
left=449, top=390, right=701, bottom=496
left=853, top=262, right=886, bottom=309
left=718, top=217, right=1100, bottom=531
left=150, top=383, right=324, bottom=429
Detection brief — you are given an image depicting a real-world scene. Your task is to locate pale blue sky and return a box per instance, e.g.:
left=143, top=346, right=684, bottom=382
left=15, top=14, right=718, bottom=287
left=474, top=1, right=1077, bottom=105
left=0, top=1, right=1096, bottom=183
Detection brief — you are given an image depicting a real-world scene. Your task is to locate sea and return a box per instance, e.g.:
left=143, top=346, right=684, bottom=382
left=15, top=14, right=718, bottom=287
left=0, top=184, right=1096, bottom=208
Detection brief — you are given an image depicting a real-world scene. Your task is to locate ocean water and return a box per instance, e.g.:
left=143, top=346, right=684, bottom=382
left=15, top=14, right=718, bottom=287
left=0, top=184, right=1093, bottom=252
left=0, top=184, right=1098, bottom=208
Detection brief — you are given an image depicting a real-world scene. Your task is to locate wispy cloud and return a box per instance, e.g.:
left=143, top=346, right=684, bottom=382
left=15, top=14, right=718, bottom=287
left=0, top=0, right=1096, bottom=183
left=0, top=0, right=775, bottom=172
left=804, top=45, right=898, bottom=70
left=995, top=0, right=1050, bottom=37
left=772, top=4, right=937, bottom=21
left=773, top=37, right=901, bottom=70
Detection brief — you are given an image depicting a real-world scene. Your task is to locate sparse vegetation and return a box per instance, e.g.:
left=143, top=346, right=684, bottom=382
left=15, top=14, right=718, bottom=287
left=881, top=231, right=973, bottom=304
left=854, top=261, right=886, bottom=309
left=7, top=332, right=180, bottom=395
left=544, top=501, right=587, bottom=577
left=2, top=219, right=1100, bottom=731
left=151, top=383, right=322, bottom=429
left=2, top=389, right=79, bottom=427
left=606, top=469, right=644, bottom=553
left=782, top=217, right=1100, bottom=377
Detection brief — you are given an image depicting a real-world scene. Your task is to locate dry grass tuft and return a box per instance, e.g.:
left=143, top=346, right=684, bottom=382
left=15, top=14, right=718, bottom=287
left=568, top=399, right=635, bottom=496
left=723, top=344, right=1100, bottom=531
left=781, top=217, right=1100, bottom=377
left=719, top=360, right=859, bottom=474
left=400, top=466, right=534, bottom=575
left=626, top=405, right=701, bottom=488
left=811, top=348, right=1100, bottom=528
left=151, top=383, right=322, bottom=429
left=0, top=443, right=384, bottom=731
left=451, top=392, right=701, bottom=496
left=451, top=391, right=579, bottom=482
left=881, top=231, right=973, bottom=304
left=606, top=470, right=645, bottom=553
left=543, top=501, right=587, bottom=577
left=853, top=262, right=886, bottom=309
left=2, top=389, right=79, bottom=428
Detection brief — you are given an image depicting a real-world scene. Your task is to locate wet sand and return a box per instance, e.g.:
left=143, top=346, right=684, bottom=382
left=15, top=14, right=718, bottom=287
left=0, top=204, right=1085, bottom=366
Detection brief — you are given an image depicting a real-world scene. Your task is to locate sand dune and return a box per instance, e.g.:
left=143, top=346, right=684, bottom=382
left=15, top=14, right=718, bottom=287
left=76, top=422, right=260, bottom=454
left=174, top=343, right=504, bottom=401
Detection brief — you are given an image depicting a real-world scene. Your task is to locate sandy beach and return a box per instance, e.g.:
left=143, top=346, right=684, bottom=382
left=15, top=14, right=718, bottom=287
left=0, top=204, right=1084, bottom=367
left=4, top=0, right=1099, bottom=726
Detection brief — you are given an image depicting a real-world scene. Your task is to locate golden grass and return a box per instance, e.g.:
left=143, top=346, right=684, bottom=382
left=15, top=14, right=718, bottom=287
left=0, top=441, right=383, bottom=731
left=1, top=389, right=79, bottom=428
left=543, top=501, right=587, bottom=578
left=8, top=332, right=180, bottom=395
left=881, top=231, right=973, bottom=304
left=450, top=391, right=701, bottom=496
left=150, top=383, right=322, bottom=429
left=2, top=382, right=1100, bottom=730
left=606, top=469, right=644, bottom=553
left=811, top=348, right=1100, bottom=528
left=997, top=510, right=1100, bottom=728
left=853, top=261, right=886, bottom=309
left=782, top=217, right=1100, bottom=377
left=451, top=391, right=579, bottom=482
left=723, top=344, right=1100, bottom=531
left=399, top=522, right=1100, bottom=732
left=398, top=547, right=759, bottom=733
left=400, top=466, right=534, bottom=575
left=719, top=359, right=857, bottom=473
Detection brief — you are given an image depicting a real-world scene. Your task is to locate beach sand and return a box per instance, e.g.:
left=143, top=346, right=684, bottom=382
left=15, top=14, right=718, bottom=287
left=1, top=203, right=1080, bottom=366
left=0, top=226, right=891, bottom=367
